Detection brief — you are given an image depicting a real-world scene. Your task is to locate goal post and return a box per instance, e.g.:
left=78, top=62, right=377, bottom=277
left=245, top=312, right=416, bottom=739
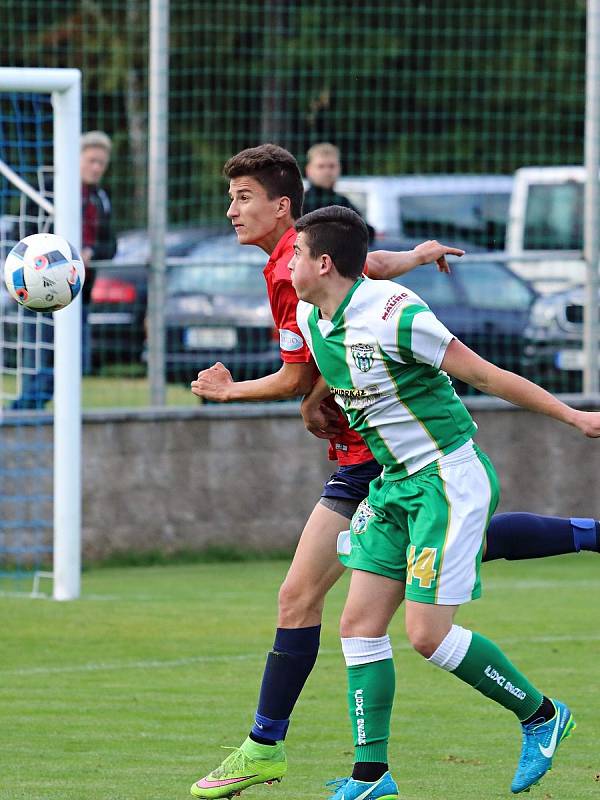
left=0, top=68, right=82, bottom=600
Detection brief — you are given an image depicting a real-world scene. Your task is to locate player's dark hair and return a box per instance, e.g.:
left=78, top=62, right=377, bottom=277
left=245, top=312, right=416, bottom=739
left=224, top=144, right=304, bottom=220
left=295, top=206, right=368, bottom=280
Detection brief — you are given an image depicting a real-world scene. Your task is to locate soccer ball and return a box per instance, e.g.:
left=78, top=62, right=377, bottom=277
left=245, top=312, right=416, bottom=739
left=3, top=232, right=85, bottom=312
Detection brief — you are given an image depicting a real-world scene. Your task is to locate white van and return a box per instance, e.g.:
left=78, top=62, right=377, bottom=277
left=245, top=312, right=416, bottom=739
left=333, top=174, right=514, bottom=249
left=506, top=166, right=586, bottom=293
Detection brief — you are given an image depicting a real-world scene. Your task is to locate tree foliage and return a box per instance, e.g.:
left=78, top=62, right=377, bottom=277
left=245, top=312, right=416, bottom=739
left=4, top=0, right=587, bottom=228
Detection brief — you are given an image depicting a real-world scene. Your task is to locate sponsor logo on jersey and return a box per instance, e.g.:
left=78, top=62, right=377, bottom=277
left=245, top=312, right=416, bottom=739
left=351, top=500, right=375, bottom=535
left=330, top=384, right=382, bottom=410
left=381, top=292, right=409, bottom=320
left=351, top=343, right=375, bottom=372
left=279, top=329, right=304, bottom=351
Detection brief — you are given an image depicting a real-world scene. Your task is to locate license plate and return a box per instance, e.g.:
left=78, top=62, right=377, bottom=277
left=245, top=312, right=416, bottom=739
left=184, top=326, right=237, bottom=350
left=554, top=349, right=600, bottom=370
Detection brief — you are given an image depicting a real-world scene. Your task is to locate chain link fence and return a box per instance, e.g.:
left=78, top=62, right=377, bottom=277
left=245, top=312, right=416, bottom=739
left=1, top=1, right=596, bottom=408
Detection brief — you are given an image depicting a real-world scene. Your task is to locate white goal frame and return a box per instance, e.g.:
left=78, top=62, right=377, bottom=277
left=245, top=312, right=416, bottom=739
left=0, top=68, right=82, bottom=600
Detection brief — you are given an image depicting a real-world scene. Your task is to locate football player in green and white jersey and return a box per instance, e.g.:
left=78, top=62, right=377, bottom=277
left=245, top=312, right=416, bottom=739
left=290, top=205, right=600, bottom=800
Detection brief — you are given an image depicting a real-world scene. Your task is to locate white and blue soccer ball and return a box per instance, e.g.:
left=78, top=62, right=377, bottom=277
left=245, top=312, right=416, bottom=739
left=3, top=232, right=85, bottom=312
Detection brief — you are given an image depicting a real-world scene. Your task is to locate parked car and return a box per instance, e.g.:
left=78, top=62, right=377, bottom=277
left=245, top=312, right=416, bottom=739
left=521, top=284, right=596, bottom=392
left=89, top=226, right=223, bottom=369
left=387, top=255, right=537, bottom=393
left=162, top=235, right=280, bottom=383
left=334, top=174, right=513, bottom=250
left=506, top=166, right=586, bottom=293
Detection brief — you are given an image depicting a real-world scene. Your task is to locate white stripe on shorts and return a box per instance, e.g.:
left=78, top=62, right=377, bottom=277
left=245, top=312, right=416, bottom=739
left=434, top=449, right=492, bottom=604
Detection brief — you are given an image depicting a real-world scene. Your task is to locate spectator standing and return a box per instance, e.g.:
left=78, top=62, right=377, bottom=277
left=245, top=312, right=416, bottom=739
left=10, top=130, right=116, bottom=409
left=302, top=142, right=375, bottom=242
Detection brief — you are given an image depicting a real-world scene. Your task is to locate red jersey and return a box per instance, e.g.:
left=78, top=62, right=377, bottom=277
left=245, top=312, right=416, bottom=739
left=263, top=227, right=373, bottom=466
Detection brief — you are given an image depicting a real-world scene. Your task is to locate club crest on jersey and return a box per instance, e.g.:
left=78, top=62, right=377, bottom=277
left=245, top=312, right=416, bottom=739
left=351, top=500, right=375, bottom=535
left=351, top=343, right=375, bottom=372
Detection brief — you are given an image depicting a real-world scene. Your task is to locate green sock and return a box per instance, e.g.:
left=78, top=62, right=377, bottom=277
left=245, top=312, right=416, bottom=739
left=451, top=632, right=543, bottom=721
left=347, top=658, right=395, bottom=763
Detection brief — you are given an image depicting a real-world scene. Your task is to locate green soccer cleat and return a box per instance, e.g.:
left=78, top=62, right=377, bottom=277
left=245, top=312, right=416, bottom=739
left=191, top=737, right=287, bottom=799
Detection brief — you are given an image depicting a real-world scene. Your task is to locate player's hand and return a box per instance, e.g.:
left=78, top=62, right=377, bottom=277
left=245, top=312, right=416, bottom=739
left=191, top=362, right=234, bottom=402
left=301, top=398, right=342, bottom=440
left=412, top=240, right=465, bottom=274
left=571, top=409, right=600, bottom=438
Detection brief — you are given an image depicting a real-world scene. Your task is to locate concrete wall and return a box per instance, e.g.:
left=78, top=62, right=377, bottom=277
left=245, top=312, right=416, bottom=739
left=3, top=397, right=600, bottom=562
left=81, top=404, right=331, bottom=560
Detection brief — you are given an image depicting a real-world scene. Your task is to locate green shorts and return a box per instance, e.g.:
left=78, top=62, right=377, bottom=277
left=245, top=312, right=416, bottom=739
left=339, top=441, right=500, bottom=605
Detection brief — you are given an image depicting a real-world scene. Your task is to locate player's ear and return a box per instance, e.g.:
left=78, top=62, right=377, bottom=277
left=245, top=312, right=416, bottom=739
left=320, top=254, right=334, bottom=275
left=276, top=195, right=291, bottom=217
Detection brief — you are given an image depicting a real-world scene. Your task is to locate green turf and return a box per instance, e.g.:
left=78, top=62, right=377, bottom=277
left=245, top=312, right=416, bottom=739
left=2, top=372, right=197, bottom=409
left=1, top=555, right=598, bottom=799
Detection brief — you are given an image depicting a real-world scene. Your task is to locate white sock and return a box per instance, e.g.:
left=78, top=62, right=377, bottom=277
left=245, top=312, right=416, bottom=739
left=427, top=624, right=472, bottom=671
left=341, top=635, right=393, bottom=666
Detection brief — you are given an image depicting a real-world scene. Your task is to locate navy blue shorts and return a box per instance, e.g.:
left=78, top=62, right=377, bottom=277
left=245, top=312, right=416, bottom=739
left=321, top=459, right=382, bottom=502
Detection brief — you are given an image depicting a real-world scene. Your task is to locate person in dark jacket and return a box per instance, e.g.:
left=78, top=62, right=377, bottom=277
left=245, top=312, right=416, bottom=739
left=78, top=130, right=117, bottom=305
left=302, top=142, right=375, bottom=243
left=10, top=131, right=116, bottom=409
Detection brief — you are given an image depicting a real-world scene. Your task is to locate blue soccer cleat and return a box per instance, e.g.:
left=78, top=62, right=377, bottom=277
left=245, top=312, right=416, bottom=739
left=325, top=772, right=399, bottom=800
left=511, top=699, right=576, bottom=793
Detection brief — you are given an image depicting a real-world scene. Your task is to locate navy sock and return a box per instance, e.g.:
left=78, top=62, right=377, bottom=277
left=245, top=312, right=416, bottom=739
left=250, top=625, right=321, bottom=742
left=484, top=513, right=599, bottom=562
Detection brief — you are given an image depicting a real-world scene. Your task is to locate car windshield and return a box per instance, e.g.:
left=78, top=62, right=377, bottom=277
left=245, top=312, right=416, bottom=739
left=167, top=236, right=266, bottom=295
left=393, top=264, right=458, bottom=306
left=167, top=261, right=265, bottom=296
left=523, top=182, right=583, bottom=250
left=399, top=192, right=510, bottom=249
left=452, top=261, right=534, bottom=311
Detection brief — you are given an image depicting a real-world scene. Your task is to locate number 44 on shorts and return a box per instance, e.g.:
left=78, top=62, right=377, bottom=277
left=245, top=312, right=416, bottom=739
left=407, top=546, right=438, bottom=588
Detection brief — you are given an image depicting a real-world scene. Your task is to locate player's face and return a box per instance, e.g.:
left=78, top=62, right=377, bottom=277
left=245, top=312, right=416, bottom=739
left=306, top=156, right=340, bottom=190
left=289, top=232, right=321, bottom=301
left=80, top=146, right=110, bottom=186
left=227, top=177, right=284, bottom=247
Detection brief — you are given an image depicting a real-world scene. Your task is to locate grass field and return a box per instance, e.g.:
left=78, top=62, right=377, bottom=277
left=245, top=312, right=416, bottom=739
left=2, top=372, right=197, bottom=409
left=2, top=555, right=599, bottom=800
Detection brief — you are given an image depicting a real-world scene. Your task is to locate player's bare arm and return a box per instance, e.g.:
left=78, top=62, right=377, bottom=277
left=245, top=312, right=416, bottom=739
left=441, top=338, right=600, bottom=437
left=300, top=374, right=341, bottom=440
left=366, top=240, right=465, bottom=279
left=191, top=360, right=314, bottom=402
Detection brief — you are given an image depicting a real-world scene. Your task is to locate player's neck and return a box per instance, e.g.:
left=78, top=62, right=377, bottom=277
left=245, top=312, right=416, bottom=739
left=317, top=277, right=358, bottom=321
left=256, top=219, right=294, bottom=255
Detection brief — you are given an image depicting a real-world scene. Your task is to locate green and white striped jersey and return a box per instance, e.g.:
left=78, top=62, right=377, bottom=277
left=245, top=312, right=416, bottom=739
left=297, top=276, right=477, bottom=479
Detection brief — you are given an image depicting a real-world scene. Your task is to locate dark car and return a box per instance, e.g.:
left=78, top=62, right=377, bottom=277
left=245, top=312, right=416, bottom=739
left=521, top=284, right=596, bottom=392
left=389, top=257, right=537, bottom=393
left=89, top=226, right=222, bottom=370
left=163, top=236, right=279, bottom=383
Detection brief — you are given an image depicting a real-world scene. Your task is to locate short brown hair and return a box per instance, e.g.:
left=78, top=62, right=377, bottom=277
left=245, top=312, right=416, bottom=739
left=295, top=206, right=368, bottom=280
left=223, top=144, right=304, bottom=220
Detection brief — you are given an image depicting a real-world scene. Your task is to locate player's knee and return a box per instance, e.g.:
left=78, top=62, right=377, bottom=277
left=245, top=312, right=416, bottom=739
left=339, top=606, right=379, bottom=638
left=277, top=578, right=325, bottom=626
left=339, top=615, right=359, bottom=638
left=406, top=624, right=444, bottom=659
